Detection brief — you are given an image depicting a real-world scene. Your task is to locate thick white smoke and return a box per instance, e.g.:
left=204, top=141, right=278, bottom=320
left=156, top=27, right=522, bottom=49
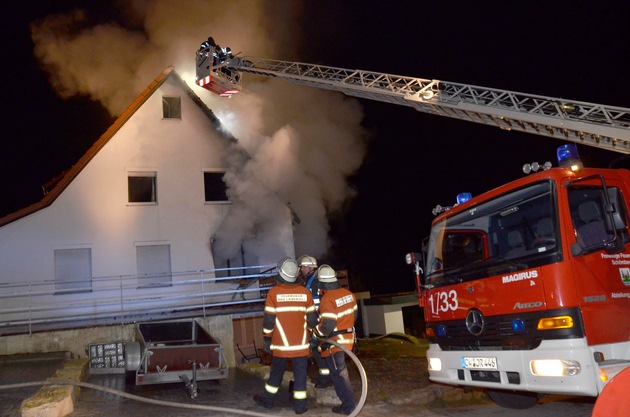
left=31, top=0, right=366, bottom=261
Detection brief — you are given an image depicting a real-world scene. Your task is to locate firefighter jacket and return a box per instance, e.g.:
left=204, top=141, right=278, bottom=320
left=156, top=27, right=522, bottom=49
left=314, top=287, right=358, bottom=357
left=262, top=282, right=318, bottom=358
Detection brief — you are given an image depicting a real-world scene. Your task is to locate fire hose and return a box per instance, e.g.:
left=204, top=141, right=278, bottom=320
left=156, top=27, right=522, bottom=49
left=0, top=339, right=367, bottom=417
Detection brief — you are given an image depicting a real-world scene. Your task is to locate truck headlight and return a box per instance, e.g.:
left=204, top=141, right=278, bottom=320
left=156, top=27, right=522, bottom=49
left=530, top=359, right=581, bottom=376
left=428, top=357, right=442, bottom=372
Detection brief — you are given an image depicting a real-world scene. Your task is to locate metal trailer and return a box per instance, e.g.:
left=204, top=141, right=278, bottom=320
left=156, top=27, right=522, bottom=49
left=125, top=319, right=228, bottom=397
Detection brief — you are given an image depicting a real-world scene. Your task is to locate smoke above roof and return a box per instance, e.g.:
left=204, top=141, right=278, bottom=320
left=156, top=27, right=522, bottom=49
left=30, top=0, right=367, bottom=262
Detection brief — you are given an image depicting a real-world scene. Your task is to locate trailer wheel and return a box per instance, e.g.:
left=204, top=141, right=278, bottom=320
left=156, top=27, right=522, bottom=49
left=124, top=341, right=141, bottom=386
left=487, top=389, right=538, bottom=409
left=125, top=370, right=136, bottom=385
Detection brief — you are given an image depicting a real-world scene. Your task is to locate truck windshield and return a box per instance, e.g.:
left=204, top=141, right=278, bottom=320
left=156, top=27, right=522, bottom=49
left=426, top=180, right=559, bottom=287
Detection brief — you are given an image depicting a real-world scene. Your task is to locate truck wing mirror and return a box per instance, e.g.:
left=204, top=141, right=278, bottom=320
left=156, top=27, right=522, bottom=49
left=605, top=188, right=628, bottom=231
left=405, top=252, right=425, bottom=296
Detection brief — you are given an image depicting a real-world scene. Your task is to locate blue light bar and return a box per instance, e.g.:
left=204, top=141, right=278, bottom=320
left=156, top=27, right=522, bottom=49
left=457, top=192, right=472, bottom=205
left=556, top=144, right=583, bottom=170
left=511, top=318, right=526, bottom=333
left=436, top=325, right=447, bottom=337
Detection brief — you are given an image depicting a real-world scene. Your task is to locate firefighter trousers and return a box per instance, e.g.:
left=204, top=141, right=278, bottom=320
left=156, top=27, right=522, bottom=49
left=311, top=345, right=332, bottom=384
left=325, top=351, right=356, bottom=413
left=261, top=356, right=308, bottom=413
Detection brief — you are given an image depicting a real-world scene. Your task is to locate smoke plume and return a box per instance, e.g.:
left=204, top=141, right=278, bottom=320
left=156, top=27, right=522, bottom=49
left=31, top=0, right=366, bottom=262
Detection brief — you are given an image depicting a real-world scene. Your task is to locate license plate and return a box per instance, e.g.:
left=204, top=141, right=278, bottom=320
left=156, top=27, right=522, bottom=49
left=462, top=356, right=497, bottom=370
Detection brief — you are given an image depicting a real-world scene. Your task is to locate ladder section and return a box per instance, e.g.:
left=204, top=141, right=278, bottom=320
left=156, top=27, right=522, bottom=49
left=233, top=57, right=630, bottom=153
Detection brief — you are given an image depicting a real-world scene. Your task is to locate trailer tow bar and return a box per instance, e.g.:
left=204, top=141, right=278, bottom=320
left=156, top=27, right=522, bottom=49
left=179, top=359, right=198, bottom=398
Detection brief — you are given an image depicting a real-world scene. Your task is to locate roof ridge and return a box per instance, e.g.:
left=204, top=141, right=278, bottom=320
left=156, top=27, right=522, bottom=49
left=0, top=66, right=224, bottom=227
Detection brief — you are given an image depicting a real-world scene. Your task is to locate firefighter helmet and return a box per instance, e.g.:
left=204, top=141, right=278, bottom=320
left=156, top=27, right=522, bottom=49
left=297, top=255, right=318, bottom=268
left=277, top=257, right=299, bottom=283
left=317, top=264, right=341, bottom=290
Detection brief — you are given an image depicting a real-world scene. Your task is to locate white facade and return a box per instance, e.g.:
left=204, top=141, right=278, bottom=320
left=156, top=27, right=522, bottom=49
left=0, top=68, right=294, bottom=324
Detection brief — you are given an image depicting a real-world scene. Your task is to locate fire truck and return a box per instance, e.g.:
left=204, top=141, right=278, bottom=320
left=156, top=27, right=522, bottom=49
left=195, top=38, right=630, bottom=411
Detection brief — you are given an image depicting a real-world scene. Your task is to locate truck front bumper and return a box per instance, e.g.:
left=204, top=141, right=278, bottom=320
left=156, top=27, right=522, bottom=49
left=426, top=338, right=601, bottom=396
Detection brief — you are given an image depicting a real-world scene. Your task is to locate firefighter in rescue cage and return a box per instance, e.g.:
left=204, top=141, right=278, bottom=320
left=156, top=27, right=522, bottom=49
left=253, top=257, right=318, bottom=414
left=311, top=264, right=358, bottom=415
left=297, top=254, right=333, bottom=388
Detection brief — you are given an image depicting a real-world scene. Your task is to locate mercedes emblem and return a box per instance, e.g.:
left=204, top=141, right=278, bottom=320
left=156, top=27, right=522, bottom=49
left=465, top=308, right=485, bottom=336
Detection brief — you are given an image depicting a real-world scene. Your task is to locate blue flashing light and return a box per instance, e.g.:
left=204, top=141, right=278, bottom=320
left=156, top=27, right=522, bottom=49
left=556, top=144, right=583, bottom=170
left=436, top=325, right=447, bottom=337
left=456, top=192, right=472, bottom=205
left=511, top=318, right=526, bottom=333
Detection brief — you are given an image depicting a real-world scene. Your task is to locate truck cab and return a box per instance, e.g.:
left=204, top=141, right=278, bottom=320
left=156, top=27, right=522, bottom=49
left=415, top=144, right=630, bottom=408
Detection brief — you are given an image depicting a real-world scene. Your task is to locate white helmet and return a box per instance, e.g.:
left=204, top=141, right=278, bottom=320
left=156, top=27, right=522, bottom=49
left=297, top=255, right=318, bottom=268
left=316, top=264, right=337, bottom=283
left=277, top=257, right=299, bottom=283
left=317, top=264, right=341, bottom=290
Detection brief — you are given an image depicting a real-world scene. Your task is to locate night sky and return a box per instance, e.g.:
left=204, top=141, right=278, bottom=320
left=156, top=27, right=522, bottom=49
left=2, top=1, right=629, bottom=295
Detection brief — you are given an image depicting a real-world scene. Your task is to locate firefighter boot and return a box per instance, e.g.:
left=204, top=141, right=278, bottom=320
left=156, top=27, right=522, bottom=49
left=332, top=405, right=353, bottom=415
left=253, top=394, right=273, bottom=409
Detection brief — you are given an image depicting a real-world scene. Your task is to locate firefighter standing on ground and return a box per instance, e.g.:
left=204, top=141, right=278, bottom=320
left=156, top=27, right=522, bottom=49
left=253, top=257, right=318, bottom=414
left=311, top=264, right=358, bottom=415
left=297, top=254, right=332, bottom=388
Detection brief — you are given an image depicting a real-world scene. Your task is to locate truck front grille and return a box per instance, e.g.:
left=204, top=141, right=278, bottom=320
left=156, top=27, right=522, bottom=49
left=428, top=307, right=583, bottom=351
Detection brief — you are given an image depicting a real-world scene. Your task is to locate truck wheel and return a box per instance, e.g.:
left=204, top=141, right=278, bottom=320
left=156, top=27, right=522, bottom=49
left=487, top=389, right=538, bottom=409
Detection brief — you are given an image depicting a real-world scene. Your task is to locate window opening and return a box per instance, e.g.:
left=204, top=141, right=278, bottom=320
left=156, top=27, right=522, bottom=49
left=162, top=96, right=181, bottom=119
left=568, top=185, right=629, bottom=253
left=128, top=172, right=157, bottom=203
left=204, top=171, right=229, bottom=202
left=426, top=181, right=560, bottom=288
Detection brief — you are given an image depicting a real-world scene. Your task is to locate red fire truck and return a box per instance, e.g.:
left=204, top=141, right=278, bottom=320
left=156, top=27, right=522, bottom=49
left=407, top=143, right=630, bottom=408
left=195, top=37, right=630, bottom=410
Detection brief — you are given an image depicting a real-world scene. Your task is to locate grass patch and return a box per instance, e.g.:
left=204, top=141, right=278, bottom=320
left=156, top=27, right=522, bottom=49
left=356, top=334, right=429, bottom=359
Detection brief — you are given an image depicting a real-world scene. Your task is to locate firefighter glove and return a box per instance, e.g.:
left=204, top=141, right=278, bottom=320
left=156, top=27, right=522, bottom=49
left=309, top=335, right=320, bottom=350
left=263, top=337, right=272, bottom=354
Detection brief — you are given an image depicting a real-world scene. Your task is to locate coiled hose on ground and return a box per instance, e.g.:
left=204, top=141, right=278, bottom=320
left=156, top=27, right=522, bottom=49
left=0, top=339, right=367, bottom=417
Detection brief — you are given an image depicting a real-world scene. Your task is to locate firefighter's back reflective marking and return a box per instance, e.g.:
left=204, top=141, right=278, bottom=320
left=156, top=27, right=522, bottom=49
left=276, top=294, right=307, bottom=302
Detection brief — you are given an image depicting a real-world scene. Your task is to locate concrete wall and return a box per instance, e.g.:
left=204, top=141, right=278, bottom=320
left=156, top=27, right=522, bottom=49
left=364, top=304, right=407, bottom=336
left=0, top=324, right=136, bottom=360
left=197, top=315, right=236, bottom=367
left=0, top=314, right=238, bottom=368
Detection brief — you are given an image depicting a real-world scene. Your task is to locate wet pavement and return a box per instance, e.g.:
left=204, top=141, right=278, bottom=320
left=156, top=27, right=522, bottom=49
left=72, top=368, right=298, bottom=417
left=0, top=353, right=337, bottom=417
left=0, top=353, right=596, bottom=417
left=0, top=352, right=67, bottom=417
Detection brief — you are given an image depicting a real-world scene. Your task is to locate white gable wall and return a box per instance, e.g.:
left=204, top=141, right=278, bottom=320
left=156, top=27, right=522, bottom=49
left=0, top=75, right=294, bottom=321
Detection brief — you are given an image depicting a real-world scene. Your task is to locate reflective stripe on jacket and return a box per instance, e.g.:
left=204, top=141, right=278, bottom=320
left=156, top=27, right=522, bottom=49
left=263, top=283, right=317, bottom=358
left=315, top=287, right=357, bottom=357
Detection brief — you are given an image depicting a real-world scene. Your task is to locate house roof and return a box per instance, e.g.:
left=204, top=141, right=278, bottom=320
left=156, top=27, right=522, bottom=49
left=0, top=67, right=233, bottom=227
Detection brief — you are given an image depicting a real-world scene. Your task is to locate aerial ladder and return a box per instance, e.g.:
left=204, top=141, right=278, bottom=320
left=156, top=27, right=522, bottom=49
left=196, top=39, right=630, bottom=154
